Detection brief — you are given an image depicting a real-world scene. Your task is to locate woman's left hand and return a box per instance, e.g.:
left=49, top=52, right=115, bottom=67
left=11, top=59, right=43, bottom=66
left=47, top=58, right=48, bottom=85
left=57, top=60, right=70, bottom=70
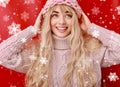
left=80, top=12, right=91, bottom=32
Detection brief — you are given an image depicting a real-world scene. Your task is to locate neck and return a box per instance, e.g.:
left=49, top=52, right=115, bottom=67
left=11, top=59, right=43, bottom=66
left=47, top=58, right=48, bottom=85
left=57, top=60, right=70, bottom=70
left=52, top=35, right=70, bottom=50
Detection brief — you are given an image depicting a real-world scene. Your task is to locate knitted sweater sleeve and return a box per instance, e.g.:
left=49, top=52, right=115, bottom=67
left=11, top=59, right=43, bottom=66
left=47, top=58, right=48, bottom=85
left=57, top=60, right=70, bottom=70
left=87, top=23, right=120, bottom=67
left=0, top=26, right=37, bottom=73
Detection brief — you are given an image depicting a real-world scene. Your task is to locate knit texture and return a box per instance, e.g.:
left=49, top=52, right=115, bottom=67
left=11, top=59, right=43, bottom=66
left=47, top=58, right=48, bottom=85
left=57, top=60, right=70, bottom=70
left=0, top=23, right=120, bottom=87
left=41, top=0, right=82, bottom=17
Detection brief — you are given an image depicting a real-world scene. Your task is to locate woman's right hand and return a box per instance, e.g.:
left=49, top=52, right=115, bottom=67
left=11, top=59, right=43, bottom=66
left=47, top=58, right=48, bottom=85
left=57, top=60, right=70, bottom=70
left=34, top=12, right=43, bottom=34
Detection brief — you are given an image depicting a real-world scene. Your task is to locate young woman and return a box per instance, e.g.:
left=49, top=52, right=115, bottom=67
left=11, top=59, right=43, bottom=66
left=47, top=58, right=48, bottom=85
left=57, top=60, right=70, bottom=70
left=0, top=0, right=120, bottom=87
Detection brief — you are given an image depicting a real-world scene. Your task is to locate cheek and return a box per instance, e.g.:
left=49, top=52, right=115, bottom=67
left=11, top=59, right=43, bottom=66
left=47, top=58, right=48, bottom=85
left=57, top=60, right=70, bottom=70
left=66, top=19, right=72, bottom=25
left=68, top=21, right=72, bottom=28
left=51, top=18, right=58, bottom=26
left=51, top=20, right=56, bottom=27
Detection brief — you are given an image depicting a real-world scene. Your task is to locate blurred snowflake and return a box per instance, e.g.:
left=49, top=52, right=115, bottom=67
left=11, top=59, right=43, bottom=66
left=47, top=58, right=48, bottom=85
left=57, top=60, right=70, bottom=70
left=8, top=22, right=21, bottom=35
left=91, top=7, right=100, bottom=15
left=108, top=72, right=119, bottom=82
left=0, top=0, right=10, bottom=7
left=3, top=15, right=10, bottom=22
left=116, top=6, right=120, bottom=15
left=24, top=0, right=35, bottom=4
left=10, top=85, right=17, bottom=87
left=112, top=14, right=116, bottom=20
left=21, top=11, right=29, bottom=22
left=0, top=35, right=1, bottom=41
left=100, top=0, right=106, bottom=1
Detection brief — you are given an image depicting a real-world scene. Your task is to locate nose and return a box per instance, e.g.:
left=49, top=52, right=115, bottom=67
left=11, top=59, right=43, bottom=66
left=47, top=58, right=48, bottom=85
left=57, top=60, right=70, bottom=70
left=59, top=16, right=66, bottom=24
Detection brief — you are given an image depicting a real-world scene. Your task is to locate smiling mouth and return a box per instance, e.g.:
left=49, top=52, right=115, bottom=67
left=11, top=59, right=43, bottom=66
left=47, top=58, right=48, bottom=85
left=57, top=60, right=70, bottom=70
left=56, top=27, right=68, bottom=33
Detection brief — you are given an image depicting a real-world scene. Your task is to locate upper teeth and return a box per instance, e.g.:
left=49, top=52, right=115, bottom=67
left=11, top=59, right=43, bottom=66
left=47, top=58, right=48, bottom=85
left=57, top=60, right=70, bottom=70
left=57, top=28, right=66, bottom=30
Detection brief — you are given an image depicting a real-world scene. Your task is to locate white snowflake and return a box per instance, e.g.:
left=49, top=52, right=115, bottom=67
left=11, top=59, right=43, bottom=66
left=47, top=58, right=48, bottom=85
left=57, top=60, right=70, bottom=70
left=21, top=11, right=29, bottom=22
left=29, top=54, right=37, bottom=60
left=108, top=72, right=119, bottom=82
left=8, top=22, right=21, bottom=35
left=40, top=74, right=48, bottom=79
left=91, top=7, right=100, bottom=15
left=21, top=38, right=27, bottom=43
left=116, top=6, right=120, bottom=15
left=0, top=0, right=10, bottom=7
left=92, top=30, right=100, bottom=38
left=24, top=0, right=35, bottom=4
left=3, top=15, right=10, bottom=22
left=40, top=57, right=48, bottom=65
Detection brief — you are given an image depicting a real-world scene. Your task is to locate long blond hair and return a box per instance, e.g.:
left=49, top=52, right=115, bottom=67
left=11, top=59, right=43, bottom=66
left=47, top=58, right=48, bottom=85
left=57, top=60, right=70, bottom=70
left=25, top=4, right=102, bottom=87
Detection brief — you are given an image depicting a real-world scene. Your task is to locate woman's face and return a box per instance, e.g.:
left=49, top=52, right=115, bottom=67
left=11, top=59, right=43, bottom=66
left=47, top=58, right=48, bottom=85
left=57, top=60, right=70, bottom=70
left=50, top=5, right=72, bottom=38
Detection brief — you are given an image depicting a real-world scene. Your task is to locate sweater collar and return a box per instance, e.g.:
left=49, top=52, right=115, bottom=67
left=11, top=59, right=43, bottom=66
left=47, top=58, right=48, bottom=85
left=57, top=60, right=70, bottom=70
left=52, top=35, right=70, bottom=50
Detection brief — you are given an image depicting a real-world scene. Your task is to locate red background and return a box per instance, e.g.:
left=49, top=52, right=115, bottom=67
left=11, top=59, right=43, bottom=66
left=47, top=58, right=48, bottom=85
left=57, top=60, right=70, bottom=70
left=0, top=0, right=120, bottom=87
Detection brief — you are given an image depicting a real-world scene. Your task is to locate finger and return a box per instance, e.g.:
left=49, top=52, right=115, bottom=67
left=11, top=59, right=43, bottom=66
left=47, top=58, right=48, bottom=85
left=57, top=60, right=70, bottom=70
left=81, top=12, right=91, bottom=26
left=34, top=12, right=43, bottom=28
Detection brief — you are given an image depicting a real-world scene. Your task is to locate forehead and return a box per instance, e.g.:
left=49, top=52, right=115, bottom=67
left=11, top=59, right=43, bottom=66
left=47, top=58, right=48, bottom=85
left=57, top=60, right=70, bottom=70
left=52, top=5, right=73, bottom=13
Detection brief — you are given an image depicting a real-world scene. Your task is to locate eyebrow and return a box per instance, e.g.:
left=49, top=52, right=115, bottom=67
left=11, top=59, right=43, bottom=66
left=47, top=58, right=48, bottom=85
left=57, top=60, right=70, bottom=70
left=52, top=11, right=59, bottom=14
left=52, top=11, right=71, bottom=14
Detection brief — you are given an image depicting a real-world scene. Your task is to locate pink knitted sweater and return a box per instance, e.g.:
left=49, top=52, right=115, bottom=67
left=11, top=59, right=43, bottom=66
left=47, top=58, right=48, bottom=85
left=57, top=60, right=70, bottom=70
left=0, top=23, right=120, bottom=87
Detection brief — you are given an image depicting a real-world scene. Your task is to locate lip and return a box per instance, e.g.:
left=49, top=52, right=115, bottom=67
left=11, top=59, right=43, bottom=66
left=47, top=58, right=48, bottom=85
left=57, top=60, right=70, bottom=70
left=56, top=27, right=68, bottom=33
